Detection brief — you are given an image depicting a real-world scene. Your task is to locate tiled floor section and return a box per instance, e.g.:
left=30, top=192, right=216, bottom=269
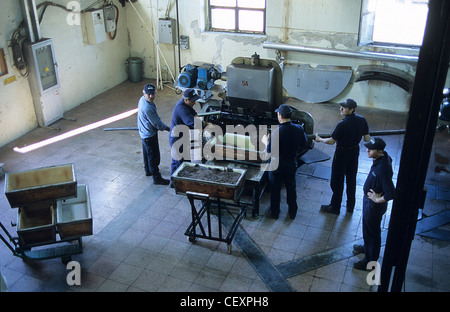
left=1, top=80, right=449, bottom=292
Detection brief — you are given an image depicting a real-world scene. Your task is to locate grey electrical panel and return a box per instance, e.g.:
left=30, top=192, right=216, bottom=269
left=24, top=38, right=63, bottom=127
left=158, top=18, right=176, bottom=44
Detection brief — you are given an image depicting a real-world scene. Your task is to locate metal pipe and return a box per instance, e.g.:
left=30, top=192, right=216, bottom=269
left=103, top=127, right=138, bottom=131
left=307, top=129, right=406, bottom=140
left=21, top=0, right=35, bottom=43
left=263, top=41, right=419, bottom=65
left=30, top=0, right=42, bottom=41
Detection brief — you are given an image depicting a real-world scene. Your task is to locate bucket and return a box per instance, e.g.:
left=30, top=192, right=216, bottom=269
left=126, top=57, right=144, bottom=82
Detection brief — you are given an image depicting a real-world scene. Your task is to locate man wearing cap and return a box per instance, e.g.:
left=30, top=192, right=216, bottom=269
left=315, top=98, right=370, bottom=215
left=169, top=88, right=200, bottom=184
left=137, top=83, right=171, bottom=185
left=265, top=104, right=308, bottom=219
left=353, top=137, right=395, bottom=270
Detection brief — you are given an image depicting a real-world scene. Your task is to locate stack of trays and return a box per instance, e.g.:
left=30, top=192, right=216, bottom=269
left=4, top=164, right=92, bottom=247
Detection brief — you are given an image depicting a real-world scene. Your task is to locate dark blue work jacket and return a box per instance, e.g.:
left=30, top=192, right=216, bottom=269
left=169, top=99, right=197, bottom=147
left=363, top=152, right=395, bottom=207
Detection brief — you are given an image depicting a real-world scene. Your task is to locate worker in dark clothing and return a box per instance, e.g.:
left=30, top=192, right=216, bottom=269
left=137, top=83, right=170, bottom=185
left=169, top=88, right=200, bottom=185
left=315, top=98, right=370, bottom=215
left=264, top=104, right=308, bottom=220
left=353, top=137, right=395, bottom=270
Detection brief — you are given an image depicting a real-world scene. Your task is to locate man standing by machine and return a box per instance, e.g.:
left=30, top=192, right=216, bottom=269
left=137, top=83, right=170, bottom=185
left=315, top=98, right=370, bottom=215
left=265, top=104, right=308, bottom=220
left=169, top=88, right=200, bottom=186
left=353, top=137, right=395, bottom=270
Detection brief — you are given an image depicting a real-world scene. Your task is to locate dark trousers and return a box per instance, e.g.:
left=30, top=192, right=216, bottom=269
left=170, top=158, right=183, bottom=180
left=330, top=147, right=359, bottom=211
left=269, top=160, right=298, bottom=218
left=362, top=197, right=387, bottom=263
left=142, top=134, right=161, bottom=180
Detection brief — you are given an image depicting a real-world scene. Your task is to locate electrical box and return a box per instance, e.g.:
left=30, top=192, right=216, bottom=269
left=103, top=5, right=116, bottom=32
left=24, top=39, right=63, bottom=127
left=180, top=35, right=189, bottom=50
left=159, top=18, right=176, bottom=44
left=82, top=9, right=106, bottom=44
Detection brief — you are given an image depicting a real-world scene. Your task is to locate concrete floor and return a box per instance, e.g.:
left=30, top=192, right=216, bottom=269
left=1, top=80, right=449, bottom=292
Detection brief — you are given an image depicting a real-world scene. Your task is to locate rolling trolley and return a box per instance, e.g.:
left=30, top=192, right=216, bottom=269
left=2, top=164, right=92, bottom=264
left=0, top=220, right=83, bottom=265
left=171, top=162, right=248, bottom=253
left=184, top=191, right=248, bottom=254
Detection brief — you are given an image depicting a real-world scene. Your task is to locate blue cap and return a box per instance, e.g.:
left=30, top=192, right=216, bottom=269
left=364, top=137, right=386, bottom=151
left=275, top=104, right=292, bottom=117
left=339, top=98, right=357, bottom=109
left=182, top=88, right=200, bottom=101
left=144, top=84, right=156, bottom=95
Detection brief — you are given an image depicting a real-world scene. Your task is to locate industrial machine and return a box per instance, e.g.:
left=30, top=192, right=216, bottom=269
left=177, top=62, right=223, bottom=90
left=198, top=53, right=315, bottom=162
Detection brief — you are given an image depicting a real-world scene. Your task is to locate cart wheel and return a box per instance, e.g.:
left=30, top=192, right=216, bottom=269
left=227, top=244, right=232, bottom=254
left=188, top=236, right=196, bottom=243
left=61, top=256, right=72, bottom=265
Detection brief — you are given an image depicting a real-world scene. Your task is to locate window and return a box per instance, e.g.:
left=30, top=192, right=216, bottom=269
left=208, top=0, right=266, bottom=34
left=359, top=0, right=429, bottom=47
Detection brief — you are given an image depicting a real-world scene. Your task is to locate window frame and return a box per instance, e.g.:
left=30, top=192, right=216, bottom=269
left=207, top=0, right=266, bottom=35
left=358, top=0, right=429, bottom=49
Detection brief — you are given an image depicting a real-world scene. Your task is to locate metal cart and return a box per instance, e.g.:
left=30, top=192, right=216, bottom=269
left=2, top=164, right=92, bottom=264
left=0, top=220, right=83, bottom=264
left=184, top=191, right=248, bottom=254
left=171, top=162, right=248, bottom=253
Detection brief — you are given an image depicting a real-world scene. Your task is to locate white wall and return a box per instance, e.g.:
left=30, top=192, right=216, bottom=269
left=39, top=1, right=130, bottom=110
left=0, top=0, right=37, bottom=146
left=0, top=0, right=129, bottom=148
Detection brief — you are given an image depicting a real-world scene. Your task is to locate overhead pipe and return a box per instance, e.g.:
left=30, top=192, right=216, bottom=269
left=20, top=0, right=42, bottom=43
left=20, top=0, right=35, bottom=43
left=29, top=0, right=42, bottom=41
left=263, top=41, right=419, bottom=65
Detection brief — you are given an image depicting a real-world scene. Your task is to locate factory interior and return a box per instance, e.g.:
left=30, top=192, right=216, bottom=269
left=1, top=0, right=450, bottom=296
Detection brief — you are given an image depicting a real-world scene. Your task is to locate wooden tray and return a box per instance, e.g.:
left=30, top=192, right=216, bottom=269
left=17, top=201, right=56, bottom=247
left=171, top=162, right=246, bottom=202
left=5, top=164, right=77, bottom=207
left=56, top=184, right=92, bottom=240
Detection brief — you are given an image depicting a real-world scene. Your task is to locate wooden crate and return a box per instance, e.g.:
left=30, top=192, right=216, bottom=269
left=171, top=162, right=246, bottom=201
left=5, top=164, right=77, bottom=207
left=56, top=184, right=92, bottom=240
left=17, top=201, right=56, bottom=247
